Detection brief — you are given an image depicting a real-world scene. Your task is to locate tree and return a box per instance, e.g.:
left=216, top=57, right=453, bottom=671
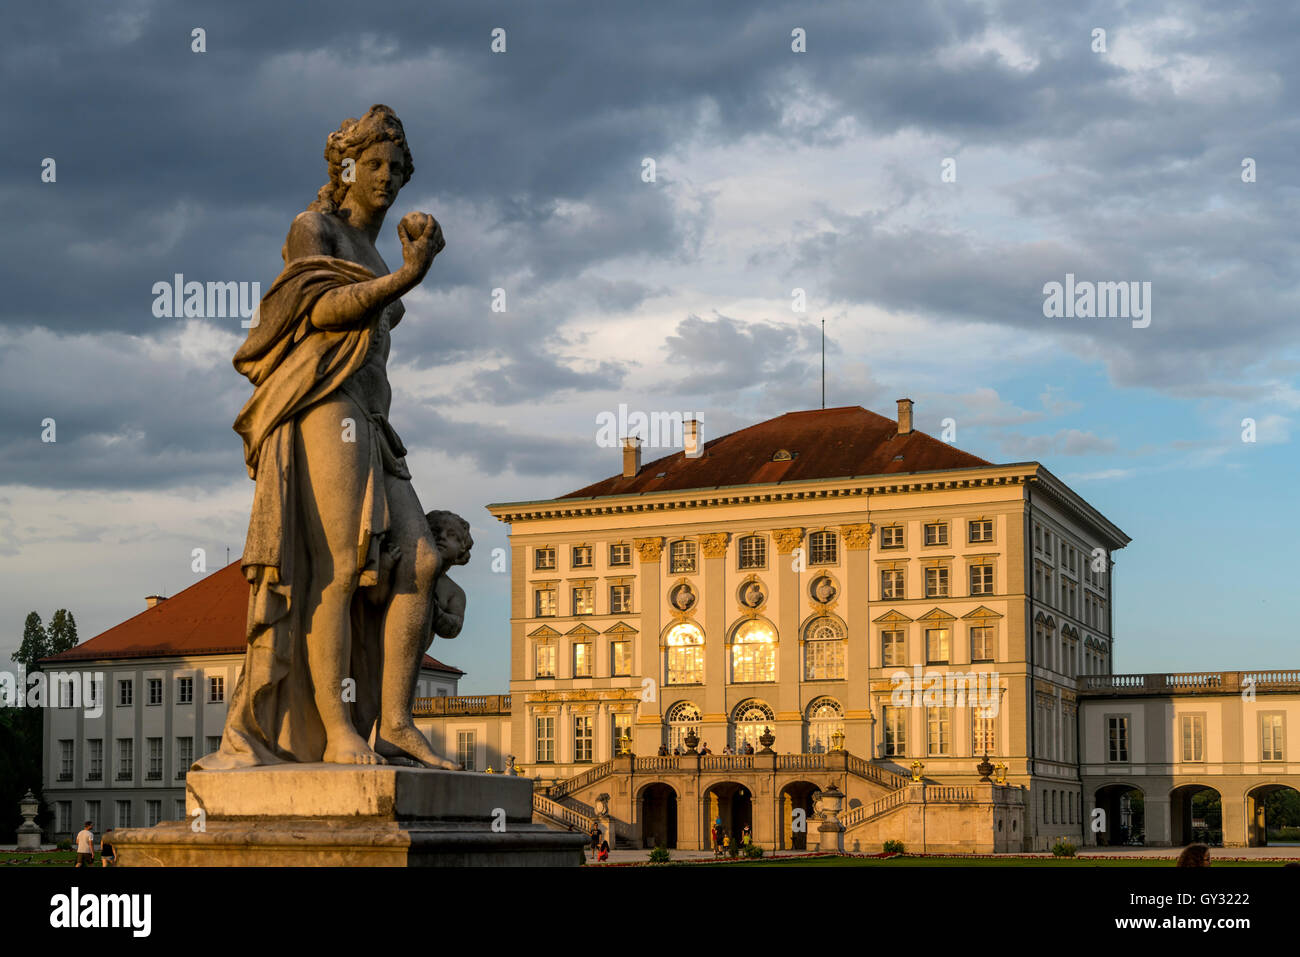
left=12, top=612, right=48, bottom=671
left=47, top=609, right=78, bottom=657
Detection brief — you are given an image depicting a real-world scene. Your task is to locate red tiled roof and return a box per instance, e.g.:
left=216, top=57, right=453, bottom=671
left=562, top=405, right=993, bottom=498
left=40, top=560, right=464, bottom=674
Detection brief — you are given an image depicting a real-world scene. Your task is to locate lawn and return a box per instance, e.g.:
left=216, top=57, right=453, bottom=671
left=0, top=850, right=79, bottom=867
left=732, top=854, right=1283, bottom=867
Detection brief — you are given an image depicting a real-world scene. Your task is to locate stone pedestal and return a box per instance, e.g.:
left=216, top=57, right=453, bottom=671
left=109, top=764, right=586, bottom=867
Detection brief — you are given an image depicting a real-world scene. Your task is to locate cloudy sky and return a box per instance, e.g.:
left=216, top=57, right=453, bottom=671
left=2, top=1, right=1297, bottom=690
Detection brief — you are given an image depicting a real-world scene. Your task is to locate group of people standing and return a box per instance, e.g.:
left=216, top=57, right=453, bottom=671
left=73, top=821, right=115, bottom=867
left=711, top=820, right=752, bottom=857
left=656, top=741, right=757, bottom=756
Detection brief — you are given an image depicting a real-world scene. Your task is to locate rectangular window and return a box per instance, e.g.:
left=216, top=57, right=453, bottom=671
left=808, top=531, right=838, bottom=565
left=535, top=547, right=556, bottom=570
left=205, top=736, right=222, bottom=756
left=535, top=716, right=555, bottom=763
left=1262, top=714, right=1284, bottom=762
left=883, top=706, right=907, bottom=756
left=147, top=677, right=163, bottom=706
left=972, top=714, right=996, bottom=755
left=611, top=640, right=632, bottom=676
left=116, top=739, right=133, bottom=780
left=923, top=522, right=948, bottom=546
left=571, top=545, right=593, bottom=568
left=881, top=569, right=904, bottom=600
left=456, top=730, right=476, bottom=771
left=612, top=713, right=634, bottom=755
left=1107, top=716, right=1129, bottom=762
left=535, top=586, right=557, bottom=617
left=54, top=801, right=70, bottom=834
left=534, top=643, right=556, bottom=678
left=738, top=536, right=766, bottom=569
left=176, top=737, right=194, bottom=779
left=176, top=676, right=193, bottom=705
left=970, top=625, right=995, bottom=662
left=880, top=525, right=904, bottom=549
left=58, top=678, right=74, bottom=708
left=669, top=540, right=697, bottom=573
left=926, top=708, right=952, bottom=755
left=609, top=543, right=631, bottom=566
left=1180, top=715, right=1204, bottom=762
left=85, top=801, right=100, bottom=832
left=87, top=739, right=103, bottom=781
left=59, top=740, right=74, bottom=780
left=609, top=584, right=632, bottom=614
left=573, top=642, right=593, bottom=678
left=147, top=737, right=163, bottom=780
left=118, top=679, right=133, bottom=707
left=115, top=800, right=132, bottom=828
left=572, top=586, right=594, bottom=616
left=881, top=630, right=905, bottom=667
left=969, top=564, right=994, bottom=596
left=804, top=638, right=845, bottom=680
left=968, top=519, right=993, bottom=543
left=925, top=627, right=950, bottom=664
left=147, top=800, right=162, bottom=827
left=573, top=716, right=593, bottom=763
left=173, top=799, right=186, bottom=821
left=925, top=566, right=949, bottom=598
left=207, top=675, right=224, bottom=703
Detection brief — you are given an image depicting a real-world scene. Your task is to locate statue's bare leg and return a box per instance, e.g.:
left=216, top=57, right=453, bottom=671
left=297, top=395, right=385, bottom=765
left=373, top=476, right=457, bottom=769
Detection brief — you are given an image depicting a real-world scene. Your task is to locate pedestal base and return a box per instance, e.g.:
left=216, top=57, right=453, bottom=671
left=109, top=764, right=585, bottom=867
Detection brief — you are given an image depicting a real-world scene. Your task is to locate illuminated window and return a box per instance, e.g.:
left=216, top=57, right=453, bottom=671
left=925, top=566, right=949, bottom=598
left=924, top=522, right=948, bottom=546
left=882, top=629, right=905, bottom=667
left=573, top=642, right=593, bottom=678
left=881, top=526, right=904, bottom=549
left=665, top=622, right=704, bottom=684
left=665, top=701, right=701, bottom=752
left=881, top=568, right=904, bottom=600
left=803, top=617, right=845, bottom=680
left=535, top=587, right=557, bottom=617
left=968, top=519, right=993, bottom=543
left=534, top=643, right=556, bottom=678
left=738, top=535, right=766, bottom=569
left=806, top=698, right=844, bottom=753
left=535, top=547, right=556, bottom=570
left=883, top=707, right=907, bottom=756
left=732, top=620, right=777, bottom=682
left=669, top=540, right=697, bottom=573
left=808, top=531, right=838, bottom=565
left=609, top=543, right=632, bottom=566
left=925, top=627, right=950, bottom=664
left=926, top=707, right=952, bottom=755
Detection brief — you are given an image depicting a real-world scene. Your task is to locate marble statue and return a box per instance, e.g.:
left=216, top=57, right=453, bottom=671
left=198, top=105, right=463, bottom=770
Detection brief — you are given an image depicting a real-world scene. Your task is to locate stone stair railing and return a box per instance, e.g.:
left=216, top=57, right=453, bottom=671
left=549, top=759, right=615, bottom=799
left=846, top=753, right=911, bottom=790
left=532, top=794, right=632, bottom=842
left=839, top=783, right=981, bottom=832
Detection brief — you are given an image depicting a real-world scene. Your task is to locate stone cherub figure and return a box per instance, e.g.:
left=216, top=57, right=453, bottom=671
left=367, top=509, right=473, bottom=761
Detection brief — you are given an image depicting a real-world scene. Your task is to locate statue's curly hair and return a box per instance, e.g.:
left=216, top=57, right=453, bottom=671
left=308, top=104, right=414, bottom=216
left=425, top=510, right=473, bottom=565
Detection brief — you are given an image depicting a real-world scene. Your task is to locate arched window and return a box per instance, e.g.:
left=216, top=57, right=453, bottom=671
left=806, top=698, right=844, bottom=753
left=665, top=701, right=701, bottom=752
left=803, top=616, right=845, bottom=680
left=665, top=622, right=704, bottom=685
left=731, top=619, right=777, bottom=682
left=731, top=700, right=775, bottom=752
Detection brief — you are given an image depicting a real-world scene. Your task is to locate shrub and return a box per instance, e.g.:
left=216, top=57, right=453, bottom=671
left=883, top=839, right=905, bottom=855
left=56, top=839, right=72, bottom=851
left=742, top=843, right=764, bottom=859
left=648, top=845, right=670, bottom=864
left=1051, top=838, right=1077, bottom=857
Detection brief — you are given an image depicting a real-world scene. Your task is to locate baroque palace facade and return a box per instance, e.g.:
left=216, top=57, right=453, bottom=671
left=482, top=402, right=1127, bottom=853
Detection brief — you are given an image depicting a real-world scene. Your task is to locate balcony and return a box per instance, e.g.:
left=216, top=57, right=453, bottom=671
left=115, top=771, right=133, bottom=781
left=175, top=771, right=188, bottom=781
left=86, top=772, right=101, bottom=782
left=57, top=772, right=72, bottom=782
left=1081, top=670, right=1300, bottom=697
left=412, top=694, right=511, bottom=716
left=146, top=771, right=162, bottom=781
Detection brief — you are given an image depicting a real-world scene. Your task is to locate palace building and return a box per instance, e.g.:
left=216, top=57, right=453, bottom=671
left=36, top=401, right=1300, bottom=853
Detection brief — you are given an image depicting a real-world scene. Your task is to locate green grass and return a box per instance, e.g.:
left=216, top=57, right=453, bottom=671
left=0, top=850, right=80, bottom=867
left=733, top=854, right=1282, bottom=867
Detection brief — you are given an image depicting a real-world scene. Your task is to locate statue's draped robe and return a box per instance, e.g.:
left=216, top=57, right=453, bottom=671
left=195, top=255, right=409, bottom=769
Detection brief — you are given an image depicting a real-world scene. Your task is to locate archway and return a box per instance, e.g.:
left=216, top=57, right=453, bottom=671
left=1245, top=784, right=1300, bottom=847
left=1170, top=784, right=1222, bottom=846
left=1093, top=784, right=1145, bottom=846
left=639, top=783, right=678, bottom=849
left=780, top=781, right=821, bottom=850
left=704, top=781, right=754, bottom=848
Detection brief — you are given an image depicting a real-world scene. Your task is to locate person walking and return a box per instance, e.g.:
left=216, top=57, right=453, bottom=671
left=99, top=831, right=117, bottom=867
left=588, top=824, right=602, bottom=859
left=73, top=821, right=94, bottom=867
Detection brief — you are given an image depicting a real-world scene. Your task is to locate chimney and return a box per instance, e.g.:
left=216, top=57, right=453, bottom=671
left=622, top=436, right=641, bottom=478
left=684, top=416, right=702, bottom=458
left=896, top=398, right=914, bottom=435
left=145, top=595, right=167, bottom=609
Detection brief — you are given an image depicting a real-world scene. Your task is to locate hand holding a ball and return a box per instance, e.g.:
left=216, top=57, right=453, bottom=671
left=398, top=211, right=444, bottom=280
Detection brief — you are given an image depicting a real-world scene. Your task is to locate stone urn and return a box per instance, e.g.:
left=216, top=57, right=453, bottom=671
left=16, top=789, right=42, bottom=850
left=976, top=752, right=994, bottom=782
left=758, top=726, right=775, bottom=753
left=816, top=783, right=846, bottom=852
left=684, top=728, right=699, bottom=753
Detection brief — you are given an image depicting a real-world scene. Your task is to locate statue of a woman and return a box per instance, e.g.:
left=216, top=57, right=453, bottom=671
left=197, top=105, right=454, bottom=770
